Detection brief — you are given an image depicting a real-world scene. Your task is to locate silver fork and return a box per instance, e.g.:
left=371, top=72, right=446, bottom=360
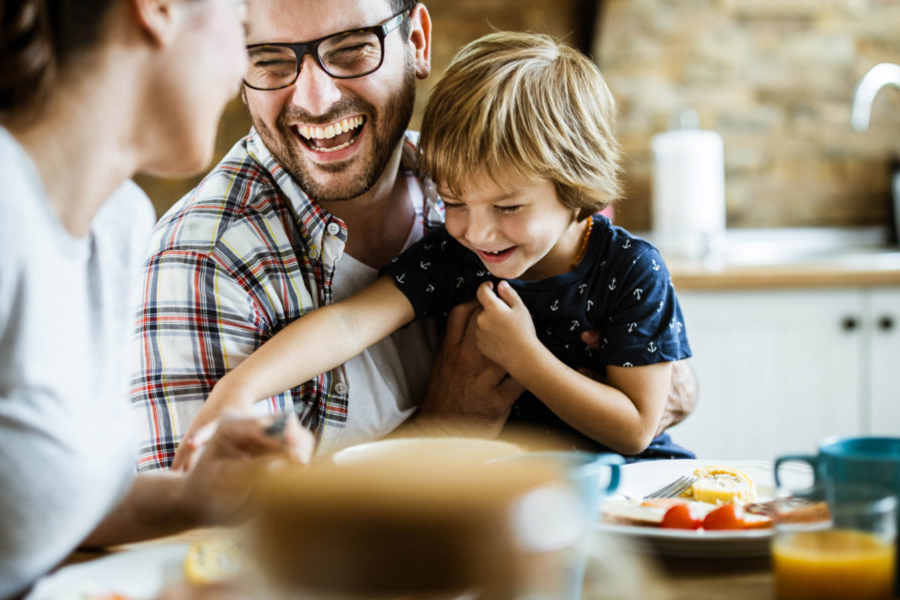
left=643, top=474, right=698, bottom=499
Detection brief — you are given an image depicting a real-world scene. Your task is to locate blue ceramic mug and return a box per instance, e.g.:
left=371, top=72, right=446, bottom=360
left=774, top=436, right=900, bottom=595
left=774, top=436, right=900, bottom=496
left=491, top=451, right=623, bottom=600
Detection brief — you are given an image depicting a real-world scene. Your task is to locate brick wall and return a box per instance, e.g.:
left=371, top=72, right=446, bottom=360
left=139, top=0, right=900, bottom=233
left=596, top=0, right=900, bottom=231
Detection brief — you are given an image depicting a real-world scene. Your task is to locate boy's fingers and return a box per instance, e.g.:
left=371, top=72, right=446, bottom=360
left=475, top=281, right=499, bottom=308
left=495, top=280, right=522, bottom=308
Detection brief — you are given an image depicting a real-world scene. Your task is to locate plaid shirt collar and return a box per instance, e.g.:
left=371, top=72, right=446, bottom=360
left=244, top=128, right=444, bottom=259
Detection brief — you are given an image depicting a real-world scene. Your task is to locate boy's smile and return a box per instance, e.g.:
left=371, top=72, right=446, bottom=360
left=440, top=175, right=587, bottom=281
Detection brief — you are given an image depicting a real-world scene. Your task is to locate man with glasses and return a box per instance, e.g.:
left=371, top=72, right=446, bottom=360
left=131, top=0, right=696, bottom=468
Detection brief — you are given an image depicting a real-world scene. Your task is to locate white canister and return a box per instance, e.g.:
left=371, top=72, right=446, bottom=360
left=651, top=124, right=726, bottom=261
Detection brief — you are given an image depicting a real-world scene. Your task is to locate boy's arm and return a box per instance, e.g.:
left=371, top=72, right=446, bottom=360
left=172, top=277, right=414, bottom=465
left=474, top=281, right=670, bottom=455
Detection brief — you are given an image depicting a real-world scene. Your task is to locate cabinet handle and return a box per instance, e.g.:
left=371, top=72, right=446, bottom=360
left=878, top=315, right=895, bottom=331
left=841, top=316, right=859, bottom=332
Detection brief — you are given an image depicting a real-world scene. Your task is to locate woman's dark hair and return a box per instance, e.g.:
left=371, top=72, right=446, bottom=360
left=0, top=0, right=116, bottom=119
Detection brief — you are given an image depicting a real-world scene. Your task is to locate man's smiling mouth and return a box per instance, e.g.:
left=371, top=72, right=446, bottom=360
left=295, top=116, right=366, bottom=153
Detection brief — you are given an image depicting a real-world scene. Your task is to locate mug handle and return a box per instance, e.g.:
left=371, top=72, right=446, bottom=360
left=593, top=454, right=624, bottom=493
left=774, top=454, right=818, bottom=492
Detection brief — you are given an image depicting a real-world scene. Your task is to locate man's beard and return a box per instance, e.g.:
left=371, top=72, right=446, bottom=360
left=251, top=67, right=416, bottom=204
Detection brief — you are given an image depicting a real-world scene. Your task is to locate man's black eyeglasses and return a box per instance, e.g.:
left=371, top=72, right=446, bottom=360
left=244, top=9, right=410, bottom=91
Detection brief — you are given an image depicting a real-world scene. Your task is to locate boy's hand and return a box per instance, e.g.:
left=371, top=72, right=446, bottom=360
left=474, top=280, right=539, bottom=371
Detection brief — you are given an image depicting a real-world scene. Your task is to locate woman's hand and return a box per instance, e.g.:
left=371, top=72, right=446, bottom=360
left=180, top=413, right=315, bottom=526
left=473, top=281, right=540, bottom=372
left=171, top=385, right=255, bottom=471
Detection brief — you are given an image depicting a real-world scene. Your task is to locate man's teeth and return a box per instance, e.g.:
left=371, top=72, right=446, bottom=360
left=298, top=116, right=365, bottom=140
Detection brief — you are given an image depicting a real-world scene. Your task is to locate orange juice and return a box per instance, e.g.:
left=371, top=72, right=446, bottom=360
left=773, top=529, right=895, bottom=600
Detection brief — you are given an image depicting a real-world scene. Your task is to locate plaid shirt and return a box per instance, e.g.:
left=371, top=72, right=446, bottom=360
left=131, top=129, right=443, bottom=470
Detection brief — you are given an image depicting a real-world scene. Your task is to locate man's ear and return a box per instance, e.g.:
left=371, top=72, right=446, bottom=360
left=131, top=0, right=177, bottom=46
left=408, top=4, right=431, bottom=80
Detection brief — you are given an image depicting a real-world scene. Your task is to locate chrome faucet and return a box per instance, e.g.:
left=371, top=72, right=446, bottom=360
left=852, top=63, right=900, bottom=245
left=852, top=63, right=900, bottom=131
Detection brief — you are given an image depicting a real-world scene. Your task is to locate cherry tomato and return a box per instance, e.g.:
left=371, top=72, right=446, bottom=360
left=702, top=504, right=745, bottom=530
left=661, top=504, right=702, bottom=529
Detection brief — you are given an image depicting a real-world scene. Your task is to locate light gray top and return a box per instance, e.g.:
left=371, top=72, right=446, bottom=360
left=0, top=127, right=155, bottom=598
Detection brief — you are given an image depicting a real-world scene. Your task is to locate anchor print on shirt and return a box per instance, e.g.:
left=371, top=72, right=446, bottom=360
left=651, top=259, right=661, bottom=272
left=425, top=284, right=435, bottom=293
left=550, top=299, right=560, bottom=312
left=455, top=277, right=465, bottom=289
left=586, top=299, right=594, bottom=312
left=669, top=317, right=684, bottom=333
left=578, top=283, right=588, bottom=295
left=633, top=288, right=644, bottom=301
left=419, top=261, right=431, bottom=270
left=423, top=242, right=434, bottom=251
left=608, top=278, right=617, bottom=291
left=622, top=239, right=632, bottom=250
left=622, top=361, right=634, bottom=367
left=627, top=322, right=637, bottom=333
left=395, top=273, right=406, bottom=284
left=569, top=320, right=580, bottom=331
left=647, top=341, right=658, bottom=353
left=440, top=240, right=448, bottom=250
left=476, top=269, right=487, bottom=278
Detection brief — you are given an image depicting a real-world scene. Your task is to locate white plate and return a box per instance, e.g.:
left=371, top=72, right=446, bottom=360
left=26, top=543, right=190, bottom=600
left=596, top=459, right=812, bottom=558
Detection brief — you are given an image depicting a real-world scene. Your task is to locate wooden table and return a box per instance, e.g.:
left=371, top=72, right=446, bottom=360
left=55, top=533, right=776, bottom=600
left=655, top=555, right=772, bottom=600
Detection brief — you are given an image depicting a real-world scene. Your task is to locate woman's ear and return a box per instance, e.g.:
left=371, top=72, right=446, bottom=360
left=408, top=4, right=432, bottom=80
left=131, top=0, right=177, bottom=46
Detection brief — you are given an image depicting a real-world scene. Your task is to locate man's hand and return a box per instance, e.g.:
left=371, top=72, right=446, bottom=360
left=579, top=330, right=697, bottom=436
left=409, top=299, right=523, bottom=437
left=655, top=359, right=698, bottom=435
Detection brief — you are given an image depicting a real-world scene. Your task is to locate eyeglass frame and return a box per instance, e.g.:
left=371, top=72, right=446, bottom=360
left=243, top=9, right=411, bottom=91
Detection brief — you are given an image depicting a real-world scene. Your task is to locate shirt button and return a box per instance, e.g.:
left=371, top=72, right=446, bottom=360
left=326, top=222, right=341, bottom=237
left=309, top=248, right=320, bottom=260
left=334, top=382, right=348, bottom=395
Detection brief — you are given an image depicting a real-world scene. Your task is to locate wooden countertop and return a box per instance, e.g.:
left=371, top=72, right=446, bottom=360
left=668, top=251, right=900, bottom=290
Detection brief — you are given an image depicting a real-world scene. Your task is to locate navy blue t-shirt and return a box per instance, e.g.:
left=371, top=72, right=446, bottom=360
left=381, top=215, right=693, bottom=459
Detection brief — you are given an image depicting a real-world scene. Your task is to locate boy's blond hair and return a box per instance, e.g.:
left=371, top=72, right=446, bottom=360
left=419, top=31, right=623, bottom=219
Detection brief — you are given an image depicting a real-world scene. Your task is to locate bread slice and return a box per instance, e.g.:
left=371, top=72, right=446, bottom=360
left=183, top=537, right=248, bottom=585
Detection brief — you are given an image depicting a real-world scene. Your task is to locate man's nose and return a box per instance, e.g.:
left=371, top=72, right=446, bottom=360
left=290, top=54, right=342, bottom=115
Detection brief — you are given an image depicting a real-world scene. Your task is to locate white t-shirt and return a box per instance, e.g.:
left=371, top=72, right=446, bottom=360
left=316, top=173, right=439, bottom=456
left=0, top=128, right=156, bottom=597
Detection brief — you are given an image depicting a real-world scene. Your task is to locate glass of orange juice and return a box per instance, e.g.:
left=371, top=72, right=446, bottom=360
left=772, top=490, right=896, bottom=600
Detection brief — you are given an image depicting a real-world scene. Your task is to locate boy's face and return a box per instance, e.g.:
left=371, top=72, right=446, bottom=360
left=440, top=174, right=583, bottom=281
left=242, top=0, right=431, bottom=203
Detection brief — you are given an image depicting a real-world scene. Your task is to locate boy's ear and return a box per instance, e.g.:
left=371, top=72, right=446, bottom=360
left=131, top=0, right=178, bottom=46
left=408, top=4, right=432, bottom=80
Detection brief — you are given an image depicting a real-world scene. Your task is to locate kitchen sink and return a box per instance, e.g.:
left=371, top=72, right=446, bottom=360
left=715, top=227, right=900, bottom=268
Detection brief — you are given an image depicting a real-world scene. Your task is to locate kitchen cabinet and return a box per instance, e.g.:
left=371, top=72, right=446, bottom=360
left=668, top=286, right=900, bottom=461
left=868, top=287, right=900, bottom=435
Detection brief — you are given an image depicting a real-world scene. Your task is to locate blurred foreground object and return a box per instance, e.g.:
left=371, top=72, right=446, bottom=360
left=251, top=438, right=610, bottom=598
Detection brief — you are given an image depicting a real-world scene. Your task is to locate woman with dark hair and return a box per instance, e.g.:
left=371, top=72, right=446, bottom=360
left=0, top=1, right=312, bottom=596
